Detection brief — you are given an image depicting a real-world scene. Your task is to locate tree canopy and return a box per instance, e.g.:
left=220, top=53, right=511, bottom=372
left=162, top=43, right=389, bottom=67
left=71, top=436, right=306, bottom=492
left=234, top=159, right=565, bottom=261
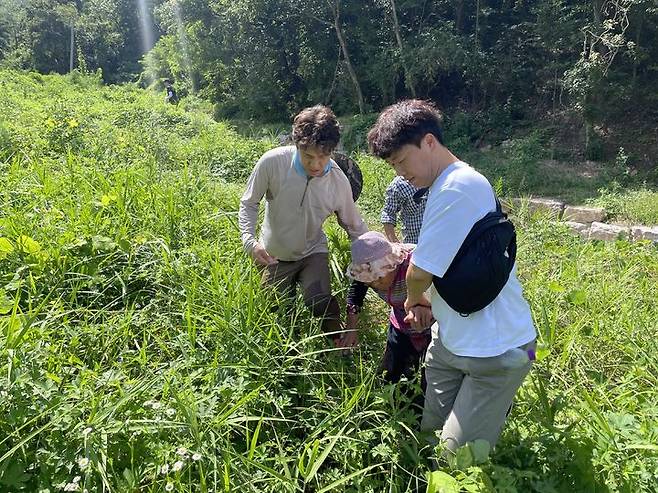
left=1, top=0, right=657, bottom=160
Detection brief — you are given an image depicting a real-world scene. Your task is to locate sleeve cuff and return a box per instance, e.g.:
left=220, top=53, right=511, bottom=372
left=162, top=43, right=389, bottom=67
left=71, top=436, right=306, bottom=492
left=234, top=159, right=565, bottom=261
left=242, top=237, right=258, bottom=254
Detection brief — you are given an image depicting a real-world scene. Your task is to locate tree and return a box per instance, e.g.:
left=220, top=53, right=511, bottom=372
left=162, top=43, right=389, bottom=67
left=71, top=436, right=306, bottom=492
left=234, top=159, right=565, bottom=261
left=388, top=0, right=416, bottom=97
left=300, top=0, right=366, bottom=113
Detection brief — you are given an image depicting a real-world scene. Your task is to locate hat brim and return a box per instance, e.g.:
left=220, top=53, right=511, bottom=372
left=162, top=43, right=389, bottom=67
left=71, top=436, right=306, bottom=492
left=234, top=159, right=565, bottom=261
left=347, top=243, right=413, bottom=283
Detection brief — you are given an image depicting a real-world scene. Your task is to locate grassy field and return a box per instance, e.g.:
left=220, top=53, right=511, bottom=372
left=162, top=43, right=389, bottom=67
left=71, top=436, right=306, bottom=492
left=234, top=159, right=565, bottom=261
left=1, top=69, right=658, bottom=492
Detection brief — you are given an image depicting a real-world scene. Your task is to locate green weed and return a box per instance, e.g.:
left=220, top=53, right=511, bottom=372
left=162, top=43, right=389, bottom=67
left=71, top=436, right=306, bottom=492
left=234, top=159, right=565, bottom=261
left=1, top=69, right=657, bottom=492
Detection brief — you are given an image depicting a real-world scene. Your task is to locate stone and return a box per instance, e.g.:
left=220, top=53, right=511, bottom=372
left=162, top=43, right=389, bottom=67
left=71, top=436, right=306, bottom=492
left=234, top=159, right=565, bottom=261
left=631, top=226, right=658, bottom=242
left=526, top=198, right=565, bottom=218
left=564, top=221, right=589, bottom=238
left=588, top=222, right=630, bottom=241
left=563, top=206, right=606, bottom=224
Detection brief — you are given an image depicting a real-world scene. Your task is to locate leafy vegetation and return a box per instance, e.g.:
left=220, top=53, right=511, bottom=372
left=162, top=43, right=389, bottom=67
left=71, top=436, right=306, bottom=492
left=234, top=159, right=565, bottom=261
left=2, top=0, right=658, bottom=165
left=1, top=70, right=658, bottom=492
left=589, top=185, right=658, bottom=225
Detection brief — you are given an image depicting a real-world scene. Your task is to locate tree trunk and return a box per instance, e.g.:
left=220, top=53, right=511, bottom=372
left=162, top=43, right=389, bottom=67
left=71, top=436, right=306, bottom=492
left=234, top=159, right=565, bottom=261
left=471, top=0, right=480, bottom=107
left=475, top=0, right=480, bottom=46
left=331, top=1, right=365, bottom=113
left=69, top=26, right=74, bottom=72
left=389, top=0, right=416, bottom=97
left=632, top=15, right=643, bottom=86
left=454, top=0, right=464, bottom=32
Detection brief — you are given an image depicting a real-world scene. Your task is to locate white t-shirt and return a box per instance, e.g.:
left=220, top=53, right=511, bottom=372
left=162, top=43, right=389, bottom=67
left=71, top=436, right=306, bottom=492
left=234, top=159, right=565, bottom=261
left=412, top=161, right=536, bottom=357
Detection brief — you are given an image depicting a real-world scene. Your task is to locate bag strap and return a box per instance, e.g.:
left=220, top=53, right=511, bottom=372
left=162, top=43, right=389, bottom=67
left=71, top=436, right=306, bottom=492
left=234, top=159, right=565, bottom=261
left=412, top=187, right=429, bottom=204
left=459, top=198, right=509, bottom=252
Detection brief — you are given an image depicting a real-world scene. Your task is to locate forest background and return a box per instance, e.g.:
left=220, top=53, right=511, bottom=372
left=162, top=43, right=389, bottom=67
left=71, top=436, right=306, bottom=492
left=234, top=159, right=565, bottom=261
left=1, top=0, right=657, bottom=168
left=1, top=1, right=658, bottom=491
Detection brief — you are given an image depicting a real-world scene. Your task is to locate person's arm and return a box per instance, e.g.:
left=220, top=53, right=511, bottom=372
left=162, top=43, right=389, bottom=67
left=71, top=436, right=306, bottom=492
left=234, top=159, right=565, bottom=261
left=335, top=181, right=368, bottom=240
left=381, top=182, right=401, bottom=242
left=238, top=158, right=277, bottom=265
left=404, top=262, right=433, bottom=330
left=383, top=224, right=400, bottom=243
left=336, top=280, right=369, bottom=348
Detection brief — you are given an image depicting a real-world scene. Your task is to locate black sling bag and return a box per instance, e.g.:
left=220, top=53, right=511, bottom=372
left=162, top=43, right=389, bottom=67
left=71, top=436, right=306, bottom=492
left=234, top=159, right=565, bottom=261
left=432, top=198, right=517, bottom=316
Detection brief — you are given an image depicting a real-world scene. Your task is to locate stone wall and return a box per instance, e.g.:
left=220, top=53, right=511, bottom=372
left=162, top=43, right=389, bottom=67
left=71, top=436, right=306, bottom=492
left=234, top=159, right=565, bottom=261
left=503, top=198, right=658, bottom=243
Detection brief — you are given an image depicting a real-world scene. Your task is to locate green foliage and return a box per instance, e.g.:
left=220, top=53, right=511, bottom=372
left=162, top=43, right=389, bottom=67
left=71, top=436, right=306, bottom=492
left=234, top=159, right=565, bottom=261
left=353, top=152, right=396, bottom=218
left=340, top=113, right=379, bottom=153
left=1, top=70, right=658, bottom=492
left=589, top=184, right=658, bottom=225
left=609, top=146, right=632, bottom=183
left=502, top=132, right=547, bottom=193
left=585, top=130, right=606, bottom=161
left=496, top=214, right=658, bottom=492
left=0, top=69, right=271, bottom=181
left=443, top=111, right=488, bottom=154
left=0, top=0, right=145, bottom=82
left=2, top=0, right=658, bottom=164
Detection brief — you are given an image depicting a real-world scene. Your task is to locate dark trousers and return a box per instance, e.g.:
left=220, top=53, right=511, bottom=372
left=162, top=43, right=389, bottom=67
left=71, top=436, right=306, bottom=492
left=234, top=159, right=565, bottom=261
left=380, top=324, right=431, bottom=401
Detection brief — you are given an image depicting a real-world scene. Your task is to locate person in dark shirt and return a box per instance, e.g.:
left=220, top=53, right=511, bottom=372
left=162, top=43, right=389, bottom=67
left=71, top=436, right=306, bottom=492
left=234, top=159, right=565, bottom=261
left=163, top=79, right=179, bottom=105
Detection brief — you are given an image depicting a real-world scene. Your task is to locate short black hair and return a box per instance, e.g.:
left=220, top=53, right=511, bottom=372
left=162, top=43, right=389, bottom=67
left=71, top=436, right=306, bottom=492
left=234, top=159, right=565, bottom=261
left=367, top=99, right=444, bottom=159
left=291, top=105, right=340, bottom=154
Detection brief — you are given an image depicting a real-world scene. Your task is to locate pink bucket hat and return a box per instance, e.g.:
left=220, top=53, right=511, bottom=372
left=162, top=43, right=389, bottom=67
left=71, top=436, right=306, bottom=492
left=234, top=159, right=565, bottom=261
left=347, top=232, right=413, bottom=283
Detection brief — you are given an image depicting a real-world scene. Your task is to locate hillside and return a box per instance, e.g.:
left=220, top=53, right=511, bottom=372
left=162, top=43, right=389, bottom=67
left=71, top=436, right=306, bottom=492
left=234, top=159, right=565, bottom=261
left=0, top=70, right=657, bottom=492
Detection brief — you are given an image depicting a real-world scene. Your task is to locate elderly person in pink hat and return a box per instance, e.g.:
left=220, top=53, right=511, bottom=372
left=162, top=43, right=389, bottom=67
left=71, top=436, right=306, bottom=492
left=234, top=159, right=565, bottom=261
left=344, top=231, right=433, bottom=389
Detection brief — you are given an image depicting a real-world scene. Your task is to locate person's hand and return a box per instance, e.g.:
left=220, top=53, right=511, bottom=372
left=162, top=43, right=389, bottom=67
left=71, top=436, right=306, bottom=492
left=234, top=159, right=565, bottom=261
left=383, top=224, right=400, bottom=243
left=252, top=242, right=278, bottom=266
left=335, top=328, right=359, bottom=349
left=404, top=293, right=430, bottom=314
left=336, top=312, right=359, bottom=350
left=404, top=305, right=433, bottom=331
left=404, top=294, right=431, bottom=330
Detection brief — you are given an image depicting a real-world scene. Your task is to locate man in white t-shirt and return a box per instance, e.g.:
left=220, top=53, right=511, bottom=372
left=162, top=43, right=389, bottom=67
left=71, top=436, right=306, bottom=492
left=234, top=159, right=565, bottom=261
left=367, top=99, right=536, bottom=455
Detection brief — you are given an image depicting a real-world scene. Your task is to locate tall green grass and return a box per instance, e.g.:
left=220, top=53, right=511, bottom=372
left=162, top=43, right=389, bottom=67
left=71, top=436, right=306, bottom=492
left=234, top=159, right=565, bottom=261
left=1, top=69, right=657, bottom=492
left=588, top=185, right=658, bottom=225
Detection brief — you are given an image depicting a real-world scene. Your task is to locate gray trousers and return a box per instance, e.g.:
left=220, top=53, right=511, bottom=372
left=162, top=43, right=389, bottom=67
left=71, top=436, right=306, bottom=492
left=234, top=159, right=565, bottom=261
left=421, top=332, right=535, bottom=454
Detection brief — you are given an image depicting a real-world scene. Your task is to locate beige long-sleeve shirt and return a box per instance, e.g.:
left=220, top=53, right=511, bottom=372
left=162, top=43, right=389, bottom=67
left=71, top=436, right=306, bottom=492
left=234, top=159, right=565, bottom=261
left=238, top=146, right=368, bottom=261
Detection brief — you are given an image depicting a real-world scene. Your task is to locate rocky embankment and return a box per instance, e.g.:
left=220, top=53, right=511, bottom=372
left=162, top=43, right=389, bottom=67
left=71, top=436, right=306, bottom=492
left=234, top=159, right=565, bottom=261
left=504, top=198, right=658, bottom=243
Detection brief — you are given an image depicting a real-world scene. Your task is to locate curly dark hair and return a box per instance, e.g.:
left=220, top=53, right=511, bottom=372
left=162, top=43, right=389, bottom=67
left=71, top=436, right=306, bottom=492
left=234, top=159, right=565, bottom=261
left=291, top=105, right=340, bottom=154
left=367, top=99, right=444, bottom=159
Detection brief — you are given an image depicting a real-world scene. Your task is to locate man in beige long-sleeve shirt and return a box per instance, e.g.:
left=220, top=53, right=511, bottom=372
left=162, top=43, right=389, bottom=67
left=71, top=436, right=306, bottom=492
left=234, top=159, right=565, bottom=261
left=238, top=105, right=368, bottom=346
